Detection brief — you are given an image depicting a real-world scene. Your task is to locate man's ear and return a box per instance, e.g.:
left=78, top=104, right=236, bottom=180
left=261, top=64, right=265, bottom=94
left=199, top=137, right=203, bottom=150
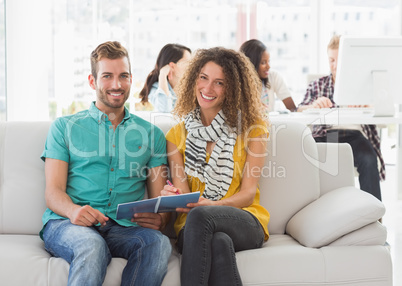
left=88, top=74, right=96, bottom=90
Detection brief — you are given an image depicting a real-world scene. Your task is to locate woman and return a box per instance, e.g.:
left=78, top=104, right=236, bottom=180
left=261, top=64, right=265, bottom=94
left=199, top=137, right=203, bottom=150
left=240, top=39, right=296, bottom=112
left=162, top=47, right=270, bottom=285
left=138, top=43, right=191, bottom=112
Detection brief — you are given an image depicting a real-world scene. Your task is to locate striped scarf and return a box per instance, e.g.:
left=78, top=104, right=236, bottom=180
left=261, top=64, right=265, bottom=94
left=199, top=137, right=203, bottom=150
left=184, top=108, right=237, bottom=201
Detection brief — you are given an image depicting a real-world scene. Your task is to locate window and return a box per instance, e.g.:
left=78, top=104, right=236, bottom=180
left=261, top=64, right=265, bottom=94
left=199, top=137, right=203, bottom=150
left=256, top=0, right=312, bottom=103
left=1, top=0, right=401, bottom=121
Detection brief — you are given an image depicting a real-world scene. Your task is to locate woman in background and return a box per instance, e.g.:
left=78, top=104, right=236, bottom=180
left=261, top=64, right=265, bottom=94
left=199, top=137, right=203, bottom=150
left=139, top=43, right=191, bottom=112
left=240, top=39, right=296, bottom=112
left=162, top=47, right=270, bottom=285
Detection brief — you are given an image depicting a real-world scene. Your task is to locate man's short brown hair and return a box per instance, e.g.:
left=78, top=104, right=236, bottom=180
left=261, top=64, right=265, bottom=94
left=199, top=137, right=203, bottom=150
left=90, top=41, right=131, bottom=80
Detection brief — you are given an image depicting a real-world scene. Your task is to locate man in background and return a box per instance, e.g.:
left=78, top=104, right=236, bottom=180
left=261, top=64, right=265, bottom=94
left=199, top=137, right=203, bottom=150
left=298, top=34, right=384, bottom=201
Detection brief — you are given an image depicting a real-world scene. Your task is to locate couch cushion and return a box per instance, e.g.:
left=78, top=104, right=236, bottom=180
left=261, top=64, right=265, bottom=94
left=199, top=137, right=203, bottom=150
left=316, top=143, right=356, bottom=196
left=0, top=122, right=51, bottom=234
left=286, top=187, right=385, bottom=248
left=0, top=234, right=180, bottom=286
left=236, top=234, right=392, bottom=285
left=0, top=235, right=50, bottom=285
left=259, top=121, right=320, bottom=235
left=47, top=249, right=181, bottom=286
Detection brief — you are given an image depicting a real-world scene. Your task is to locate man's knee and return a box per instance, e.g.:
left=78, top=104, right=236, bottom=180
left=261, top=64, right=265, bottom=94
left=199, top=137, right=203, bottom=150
left=156, top=231, right=172, bottom=256
left=356, top=150, right=378, bottom=167
left=78, top=234, right=111, bottom=262
left=141, top=229, right=171, bottom=259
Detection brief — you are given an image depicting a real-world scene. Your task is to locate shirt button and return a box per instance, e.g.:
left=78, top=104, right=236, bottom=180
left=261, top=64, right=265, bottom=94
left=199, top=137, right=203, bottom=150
left=111, top=168, right=114, bottom=172
left=108, top=203, right=111, bottom=206
left=112, top=145, right=115, bottom=148
left=109, top=188, right=112, bottom=192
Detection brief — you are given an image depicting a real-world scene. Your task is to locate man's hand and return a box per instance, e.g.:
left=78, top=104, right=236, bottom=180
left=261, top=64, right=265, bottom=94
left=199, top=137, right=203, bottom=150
left=312, top=97, right=333, bottom=108
left=132, top=212, right=168, bottom=231
left=69, top=205, right=109, bottom=227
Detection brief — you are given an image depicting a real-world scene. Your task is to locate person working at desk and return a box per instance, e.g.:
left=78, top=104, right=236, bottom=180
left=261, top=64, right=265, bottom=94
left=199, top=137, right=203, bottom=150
left=298, top=35, right=384, bottom=201
left=240, top=39, right=297, bottom=113
left=40, top=41, right=171, bottom=285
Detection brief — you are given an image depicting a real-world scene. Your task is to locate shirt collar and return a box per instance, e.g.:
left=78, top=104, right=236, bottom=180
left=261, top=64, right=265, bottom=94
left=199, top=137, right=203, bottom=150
left=89, top=101, right=131, bottom=125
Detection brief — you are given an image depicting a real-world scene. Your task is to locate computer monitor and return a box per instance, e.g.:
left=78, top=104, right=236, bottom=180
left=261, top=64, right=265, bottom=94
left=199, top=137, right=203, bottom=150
left=333, top=36, right=402, bottom=117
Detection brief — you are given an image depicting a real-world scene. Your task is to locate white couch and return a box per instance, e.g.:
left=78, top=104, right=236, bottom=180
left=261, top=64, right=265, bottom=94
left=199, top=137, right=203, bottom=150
left=0, top=114, right=392, bottom=286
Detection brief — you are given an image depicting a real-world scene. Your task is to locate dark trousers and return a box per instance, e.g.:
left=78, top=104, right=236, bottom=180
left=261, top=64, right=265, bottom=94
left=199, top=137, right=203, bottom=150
left=177, top=206, right=265, bottom=286
left=315, top=129, right=382, bottom=201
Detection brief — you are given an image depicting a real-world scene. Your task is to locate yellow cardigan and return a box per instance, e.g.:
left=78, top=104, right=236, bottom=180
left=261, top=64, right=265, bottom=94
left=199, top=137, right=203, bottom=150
left=166, top=120, right=270, bottom=241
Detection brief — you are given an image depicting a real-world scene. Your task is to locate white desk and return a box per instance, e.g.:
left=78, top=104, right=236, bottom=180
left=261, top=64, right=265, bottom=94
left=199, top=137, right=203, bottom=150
left=269, top=111, right=402, bottom=198
left=268, top=111, right=402, bottom=125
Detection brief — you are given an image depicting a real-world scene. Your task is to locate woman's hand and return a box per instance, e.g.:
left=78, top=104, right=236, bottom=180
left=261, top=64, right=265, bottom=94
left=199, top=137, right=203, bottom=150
left=176, top=197, right=215, bottom=213
left=159, top=65, right=171, bottom=78
left=161, top=184, right=181, bottom=196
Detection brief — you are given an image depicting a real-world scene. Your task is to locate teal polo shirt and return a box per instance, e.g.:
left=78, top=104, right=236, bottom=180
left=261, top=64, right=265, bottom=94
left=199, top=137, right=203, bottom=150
left=41, top=102, right=167, bottom=231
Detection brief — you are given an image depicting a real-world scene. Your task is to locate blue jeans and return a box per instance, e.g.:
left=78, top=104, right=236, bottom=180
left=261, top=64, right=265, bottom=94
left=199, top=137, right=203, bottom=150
left=176, top=206, right=265, bottom=286
left=43, top=218, right=171, bottom=286
left=315, top=129, right=382, bottom=201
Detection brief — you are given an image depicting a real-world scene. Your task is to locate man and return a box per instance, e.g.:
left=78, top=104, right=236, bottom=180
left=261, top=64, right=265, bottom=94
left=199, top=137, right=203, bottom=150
left=298, top=35, right=384, bottom=201
left=40, top=41, right=171, bottom=285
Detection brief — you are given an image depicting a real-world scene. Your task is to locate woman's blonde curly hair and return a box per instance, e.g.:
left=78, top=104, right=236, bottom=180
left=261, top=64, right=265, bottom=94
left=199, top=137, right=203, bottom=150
left=173, top=47, right=265, bottom=135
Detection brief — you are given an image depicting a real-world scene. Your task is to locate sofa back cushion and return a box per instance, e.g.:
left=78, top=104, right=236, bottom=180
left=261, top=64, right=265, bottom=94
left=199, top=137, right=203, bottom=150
left=0, top=121, right=50, bottom=234
left=316, top=143, right=355, bottom=196
left=0, top=117, right=321, bottom=237
left=259, top=120, right=320, bottom=234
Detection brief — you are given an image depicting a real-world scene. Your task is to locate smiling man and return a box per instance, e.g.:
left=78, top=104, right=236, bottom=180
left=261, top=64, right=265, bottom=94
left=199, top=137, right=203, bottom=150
left=40, top=41, right=171, bottom=286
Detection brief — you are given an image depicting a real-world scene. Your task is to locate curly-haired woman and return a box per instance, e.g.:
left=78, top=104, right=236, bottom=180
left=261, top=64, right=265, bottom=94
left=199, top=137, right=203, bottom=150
left=161, top=47, right=270, bottom=285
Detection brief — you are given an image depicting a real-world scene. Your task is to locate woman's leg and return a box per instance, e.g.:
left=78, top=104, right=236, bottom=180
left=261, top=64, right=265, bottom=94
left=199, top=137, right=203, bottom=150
left=208, top=232, right=240, bottom=286
left=178, top=206, right=265, bottom=286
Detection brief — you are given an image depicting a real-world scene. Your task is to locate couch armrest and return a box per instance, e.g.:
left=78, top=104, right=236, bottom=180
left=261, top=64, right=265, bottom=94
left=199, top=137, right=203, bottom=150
left=285, top=187, right=385, bottom=248
left=328, top=222, right=387, bottom=246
